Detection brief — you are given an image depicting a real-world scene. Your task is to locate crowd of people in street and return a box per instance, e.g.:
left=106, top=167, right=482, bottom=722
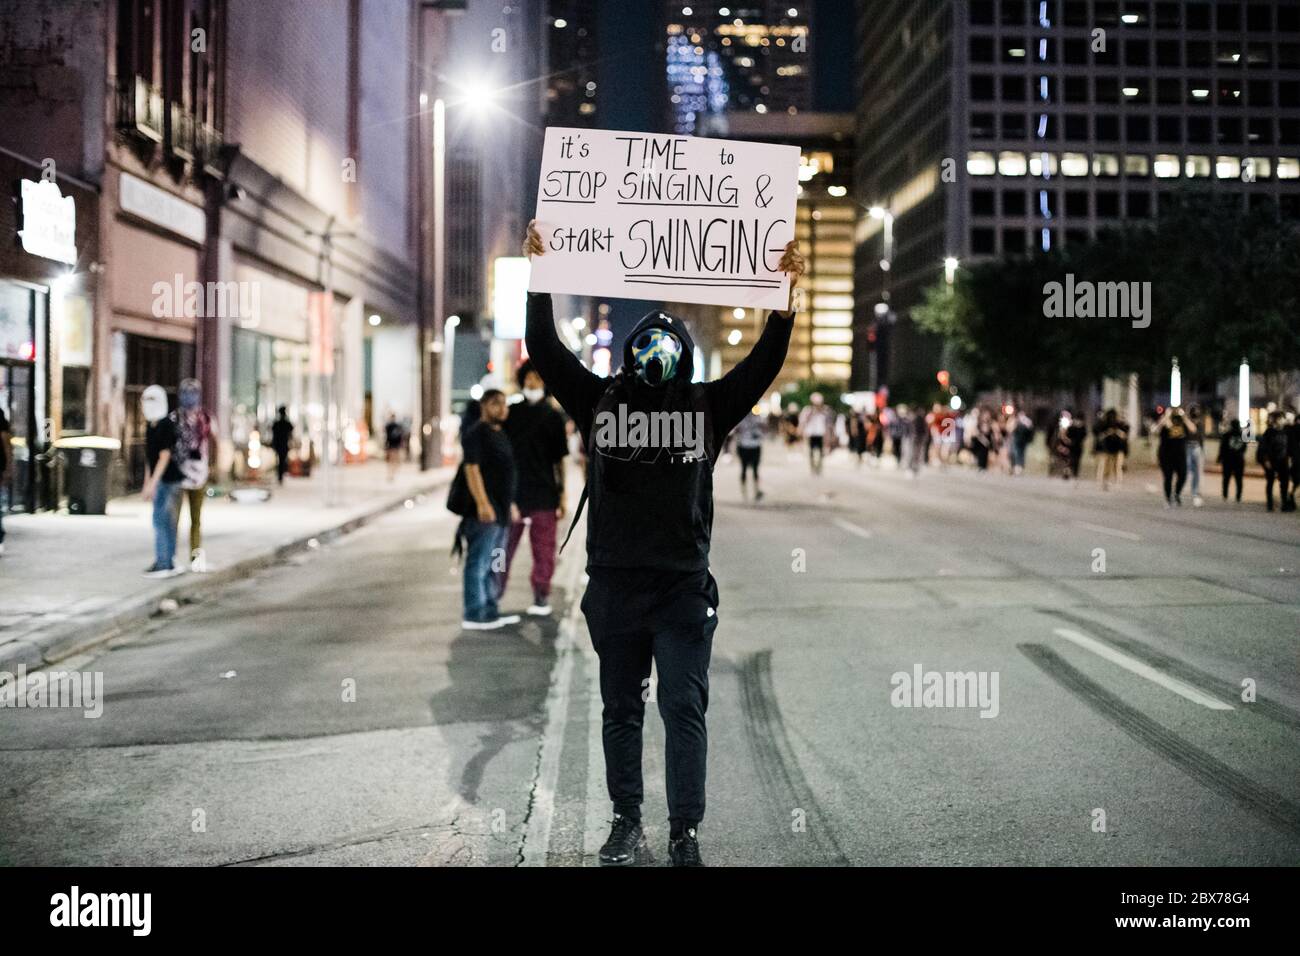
left=727, top=394, right=1300, bottom=518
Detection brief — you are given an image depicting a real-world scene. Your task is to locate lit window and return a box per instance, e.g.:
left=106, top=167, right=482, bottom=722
left=1029, top=153, right=1059, bottom=176
left=967, top=151, right=997, bottom=175
left=1091, top=154, right=1120, bottom=177
left=1278, top=158, right=1300, bottom=179
left=1215, top=156, right=1240, bottom=179
left=1060, top=153, right=1089, bottom=176
left=1245, top=157, right=1272, bottom=179
left=1124, top=155, right=1150, bottom=176
left=1184, top=155, right=1211, bottom=178
left=998, top=151, right=1028, bottom=175
left=1153, top=154, right=1180, bottom=178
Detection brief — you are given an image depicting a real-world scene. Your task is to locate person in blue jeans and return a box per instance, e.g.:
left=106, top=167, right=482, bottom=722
left=460, top=389, right=519, bottom=630
left=141, top=384, right=184, bottom=577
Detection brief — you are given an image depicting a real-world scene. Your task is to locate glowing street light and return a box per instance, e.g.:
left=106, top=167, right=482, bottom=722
left=1238, top=358, right=1250, bottom=427
left=944, top=256, right=959, bottom=284
left=1170, top=357, right=1181, bottom=407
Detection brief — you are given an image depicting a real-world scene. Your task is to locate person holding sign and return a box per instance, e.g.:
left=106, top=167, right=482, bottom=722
left=523, top=218, right=805, bottom=867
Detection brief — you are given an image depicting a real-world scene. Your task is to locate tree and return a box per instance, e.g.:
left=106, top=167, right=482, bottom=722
left=912, top=193, right=1300, bottom=401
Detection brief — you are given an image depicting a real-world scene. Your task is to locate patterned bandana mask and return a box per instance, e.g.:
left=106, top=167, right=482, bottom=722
left=631, top=328, right=682, bottom=386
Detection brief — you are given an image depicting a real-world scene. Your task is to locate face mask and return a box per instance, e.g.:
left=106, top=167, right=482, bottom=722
left=523, top=387, right=545, bottom=404
left=180, top=389, right=200, bottom=410
left=631, top=328, right=682, bottom=386
left=141, top=385, right=169, bottom=424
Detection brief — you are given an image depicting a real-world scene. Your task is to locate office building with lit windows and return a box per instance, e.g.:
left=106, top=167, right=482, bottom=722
left=665, top=2, right=813, bottom=134
left=854, top=0, right=1300, bottom=397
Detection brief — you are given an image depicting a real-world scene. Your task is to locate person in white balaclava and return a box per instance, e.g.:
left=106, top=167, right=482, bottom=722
left=141, top=384, right=183, bottom=578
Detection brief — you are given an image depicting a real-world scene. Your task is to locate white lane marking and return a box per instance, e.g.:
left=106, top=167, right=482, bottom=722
left=1074, top=521, right=1142, bottom=542
left=582, top=641, right=605, bottom=865
left=520, top=493, right=587, bottom=867
left=1052, top=627, right=1234, bottom=711
left=832, top=518, right=873, bottom=539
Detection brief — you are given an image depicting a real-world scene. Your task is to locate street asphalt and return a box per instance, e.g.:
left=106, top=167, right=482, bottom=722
left=1, top=447, right=1297, bottom=866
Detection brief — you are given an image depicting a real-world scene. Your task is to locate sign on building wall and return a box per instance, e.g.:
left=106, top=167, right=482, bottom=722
left=119, top=172, right=206, bottom=245
left=528, top=127, right=799, bottom=312
left=18, top=179, right=77, bottom=266
left=492, top=257, right=530, bottom=340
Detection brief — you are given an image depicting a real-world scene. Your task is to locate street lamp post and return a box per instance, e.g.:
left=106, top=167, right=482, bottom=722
left=433, top=96, right=446, bottom=462
left=1238, top=358, right=1251, bottom=433
left=440, top=314, right=459, bottom=453
left=869, top=205, right=894, bottom=270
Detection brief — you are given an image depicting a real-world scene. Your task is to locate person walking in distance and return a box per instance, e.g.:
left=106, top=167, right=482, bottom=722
left=1218, top=418, right=1247, bottom=505
left=735, top=408, right=766, bottom=501
left=1185, top=404, right=1206, bottom=507
left=271, top=406, right=294, bottom=485
left=523, top=219, right=804, bottom=867
left=499, top=360, right=569, bottom=617
left=141, top=385, right=184, bottom=577
left=1095, top=408, right=1124, bottom=491
left=1257, top=411, right=1291, bottom=513
left=174, top=378, right=214, bottom=572
left=1155, top=406, right=1190, bottom=507
left=383, top=412, right=404, bottom=482
left=458, top=389, right=520, bottom=629
left=799, top=392, right=830, bottom=475
left=1285, top=409, right=1300, bottom=512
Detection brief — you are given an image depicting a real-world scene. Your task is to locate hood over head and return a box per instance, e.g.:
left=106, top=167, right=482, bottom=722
left=622, top=309, right=696, bottom=387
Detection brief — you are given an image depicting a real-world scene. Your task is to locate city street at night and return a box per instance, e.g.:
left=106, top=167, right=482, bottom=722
left=4, top=450, right=1297, bottom=867
left=2, top=0, right=1299, bottom=934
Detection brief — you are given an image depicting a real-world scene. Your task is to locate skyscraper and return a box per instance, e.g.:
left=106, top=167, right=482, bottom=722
left=665, top=1, right=814, bottom=134
left=855, top=0, right=1300, bottom=397
left=545, top=1, right=600, bottom=127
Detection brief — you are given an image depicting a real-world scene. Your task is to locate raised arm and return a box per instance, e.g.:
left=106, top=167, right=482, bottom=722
left=705, top=240, right=806, bottom=440
left=523, top=222, right=606, bottom=428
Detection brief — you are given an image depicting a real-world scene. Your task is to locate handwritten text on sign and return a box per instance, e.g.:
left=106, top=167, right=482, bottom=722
left=528, top=128, right=800, bottom=311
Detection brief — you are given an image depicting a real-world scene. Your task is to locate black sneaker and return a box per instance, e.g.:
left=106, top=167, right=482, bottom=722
left=668, top=827, right=704, bottom=867
left=598, top=814, right=645, bottom=866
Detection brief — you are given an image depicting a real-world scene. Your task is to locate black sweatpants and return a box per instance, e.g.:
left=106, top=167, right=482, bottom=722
left=581, top=565, right=719, bottom=827
left=1264, top=464, right=1291, bottom=510
left=1160, top=457, right=1187, bottom=501
left=1221, top=459, right=1244, bottom=501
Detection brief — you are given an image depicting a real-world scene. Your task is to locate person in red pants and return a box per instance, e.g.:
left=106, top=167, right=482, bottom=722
left=498, top=359, right=569, bottom=615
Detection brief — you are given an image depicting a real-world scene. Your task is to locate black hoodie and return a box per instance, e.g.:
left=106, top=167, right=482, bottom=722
left=525, top=292, right=792, bottom=571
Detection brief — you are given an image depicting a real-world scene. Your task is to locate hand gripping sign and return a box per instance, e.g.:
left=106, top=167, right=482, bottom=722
left=528, top=127, right=800, bottom=312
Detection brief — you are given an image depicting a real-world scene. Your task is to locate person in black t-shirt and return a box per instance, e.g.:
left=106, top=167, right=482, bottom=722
left=383, top=412, right=405, bottom=482
left=271, top=406, right=294, bottom=484
left=498, top=360, right=568, bottom=616
left=141, top=385, right=184, bottom=577
left=460, top=389, right=519, bottom=629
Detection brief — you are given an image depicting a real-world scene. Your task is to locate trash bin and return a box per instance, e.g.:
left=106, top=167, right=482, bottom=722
left=55, top=436, right=122, bottom=515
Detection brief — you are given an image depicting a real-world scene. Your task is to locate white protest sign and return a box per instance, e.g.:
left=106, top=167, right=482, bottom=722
left=528, top=127, right=800, bottom=312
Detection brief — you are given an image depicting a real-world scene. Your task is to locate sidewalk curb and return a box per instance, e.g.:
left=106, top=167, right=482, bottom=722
left=0, top=475, right=452, bottom=676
